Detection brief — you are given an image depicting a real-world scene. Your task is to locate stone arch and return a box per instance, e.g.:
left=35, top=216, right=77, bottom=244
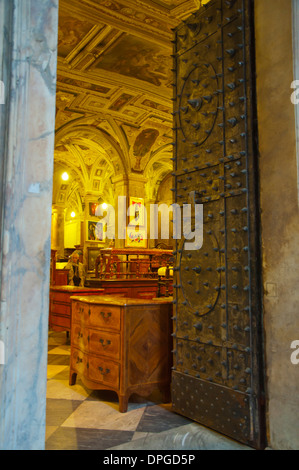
left=143, top=143, right=173, bottom=201
left=54, top=122, right=129, bottom=209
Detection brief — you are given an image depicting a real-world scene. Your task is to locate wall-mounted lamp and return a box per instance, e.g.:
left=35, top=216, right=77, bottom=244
left=70, top=211, right=76, bottom=218
left=62, top=172, right=69, bottom=181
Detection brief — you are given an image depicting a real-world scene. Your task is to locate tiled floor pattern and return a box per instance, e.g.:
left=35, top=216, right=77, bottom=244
left=46, top=330, right=194, bottom=450
left=46, top=331, right=249, bottom=451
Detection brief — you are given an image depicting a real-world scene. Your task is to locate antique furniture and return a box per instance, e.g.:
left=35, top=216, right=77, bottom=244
left=69, top=295, right=173, bottom=412
left=49, top=286, right=104, bottom=333
left=54, top=268, right=69, bottom=286
left=50, top=249, right=56, bottom=285
left=157, top=266, right=173, bottom=298
left=50, top=249, right=69, bottom=286
left=85, top=277, right=172, bottom=299
left=94, top=248, right=173, bottom=279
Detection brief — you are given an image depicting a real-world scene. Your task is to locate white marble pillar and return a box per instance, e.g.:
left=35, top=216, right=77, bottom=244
left=0, top=0, right=58, bottom=450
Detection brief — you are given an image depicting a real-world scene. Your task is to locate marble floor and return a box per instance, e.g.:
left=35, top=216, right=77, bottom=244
left=45, top=330, right=250, bottom=451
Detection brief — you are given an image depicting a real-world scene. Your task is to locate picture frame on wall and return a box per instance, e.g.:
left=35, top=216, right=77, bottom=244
left=128, top=197, right=145, bottom=226
left=87, top=247, right=101, bottom=273
left=126, top=227, right=147, bottom=248
left=87, top=220, right=104, bottom=241
left=89, top=202, right=99, bottom=216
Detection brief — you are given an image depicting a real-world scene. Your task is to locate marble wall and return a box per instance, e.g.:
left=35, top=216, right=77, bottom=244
left=0, top=0, right=58, bottom=450
left=255, top=0, right=299, bottom=450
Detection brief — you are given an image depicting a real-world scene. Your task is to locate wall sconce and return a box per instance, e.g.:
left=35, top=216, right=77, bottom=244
left=62, top=172, right=69, bottom=181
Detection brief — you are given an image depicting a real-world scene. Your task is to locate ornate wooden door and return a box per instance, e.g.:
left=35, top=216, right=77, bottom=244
left=171, top=0, right=266, bottom=449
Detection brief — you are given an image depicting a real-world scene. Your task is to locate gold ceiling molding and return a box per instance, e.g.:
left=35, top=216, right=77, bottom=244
left=60, top=0, right=176, bottom=47
left=170, top=0, right=201, bottom=20
left=55, top=0, right=178, bottom=208
left=57, top=59, right=172, bottom=99
left=63, top=25, right=122, bottom=70
left=55, top=69, right=172, bottom=129
left=55, top=123, right=129, bottom=176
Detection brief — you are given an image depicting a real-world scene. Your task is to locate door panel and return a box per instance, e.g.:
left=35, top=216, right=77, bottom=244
left=171, top=0, right=266, bottom=449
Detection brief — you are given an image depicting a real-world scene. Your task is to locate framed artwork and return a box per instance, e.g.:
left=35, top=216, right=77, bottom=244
left=128, top=197, right=145, bottom=226
left=126, top=227, right=147, bottom=248
left=89, top=202, right=99, bottom=216
left=87, top=220, right=104, bottom=241
left=87, top=247, right=101, bottom=272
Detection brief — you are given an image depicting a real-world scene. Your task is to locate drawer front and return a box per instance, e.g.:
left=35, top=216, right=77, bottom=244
left=72, top=301, right=86, bottom=325
left=88, top=356, right=119, bottom=388
left=51, top=301, right=70, bottom=316
left=88, top=329, right=120, bottom=360
left=71, top=323, right=88, bottom=351
left=71, top=348, right=88, bottom=376
left=88, top=304, right=121, bottom=330
left=51, top=292, right=71, bottom=303
left=50, top=313, right=70, bottom=330
left=72, top=301, right=121, bottom=330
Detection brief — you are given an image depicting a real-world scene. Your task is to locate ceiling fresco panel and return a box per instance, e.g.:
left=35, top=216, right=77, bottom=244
left=58, top=14, right=97, bottom=58
left=55, top=0, right=199, bottom=202
left=92, top=34, right=172, bottom=87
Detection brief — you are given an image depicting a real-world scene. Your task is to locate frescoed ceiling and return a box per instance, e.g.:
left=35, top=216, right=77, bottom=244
left=54, top=0, right=208, bottom=207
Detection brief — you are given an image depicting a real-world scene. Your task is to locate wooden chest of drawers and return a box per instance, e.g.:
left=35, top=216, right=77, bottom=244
left=49, top=286, right=104, bottom=332
left=69, top=295, right=173, bottom=412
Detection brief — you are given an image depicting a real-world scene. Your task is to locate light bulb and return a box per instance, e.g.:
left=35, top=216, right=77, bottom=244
left=62, top=172, right=69, bottom=181
left=102, top=203, right=108, bottom=210
left=71, top=211, right=75, bottom=218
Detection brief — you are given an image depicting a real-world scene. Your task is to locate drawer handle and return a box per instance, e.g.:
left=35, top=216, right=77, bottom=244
left=76, top=357, right=83, bottom=364
left=98, top=366, right=110, bottom=375
left=100, top=311, right=112, bottom=319
left=88, top=309, right=91, bottom=316
left=77, top=332, right=83, bottom=338
left=99, top=339, right=111, bottom=347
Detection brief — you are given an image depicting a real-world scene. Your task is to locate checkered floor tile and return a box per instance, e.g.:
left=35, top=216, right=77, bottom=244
left=45, top=331, right=192, bottom=450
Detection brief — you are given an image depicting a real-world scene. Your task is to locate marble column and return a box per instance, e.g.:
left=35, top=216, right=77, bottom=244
left=0, top=0, right=58, bottom=450
left=51, top=205, right=65, bottom=260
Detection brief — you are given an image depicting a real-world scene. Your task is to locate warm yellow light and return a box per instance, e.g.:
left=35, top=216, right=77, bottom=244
left=102, top=203, right=108, bottom=210
left=71, top=211, right=76, bottom=218
left=62, top=172, right=69, bottom=181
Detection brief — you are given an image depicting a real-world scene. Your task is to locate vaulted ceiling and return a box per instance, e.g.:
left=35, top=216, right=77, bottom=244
left=53, top=0, right=207, bottom=212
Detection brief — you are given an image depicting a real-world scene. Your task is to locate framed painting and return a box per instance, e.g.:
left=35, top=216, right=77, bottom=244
left=89, top=202, right=99, bottom=216
left=87, top=247, right=101, bottom=273
left=126, top=227, right=147, bottom=248
left=87, top=220, right=104, bottom=241
left=128, top=197, right=145, bottom=226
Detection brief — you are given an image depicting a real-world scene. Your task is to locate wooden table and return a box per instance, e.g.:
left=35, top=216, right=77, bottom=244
left=49, top=286, right=104, bottom=333
left=69, top=295, right=173, bottom=412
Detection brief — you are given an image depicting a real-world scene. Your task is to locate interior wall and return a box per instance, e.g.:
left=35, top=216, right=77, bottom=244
left=64, top=219, right=81, bottom=249
left=255, top=0, right=299, bottom=450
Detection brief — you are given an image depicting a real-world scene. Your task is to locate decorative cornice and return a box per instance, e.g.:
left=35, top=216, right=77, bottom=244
left=60, top=0, right=176, bottom=46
